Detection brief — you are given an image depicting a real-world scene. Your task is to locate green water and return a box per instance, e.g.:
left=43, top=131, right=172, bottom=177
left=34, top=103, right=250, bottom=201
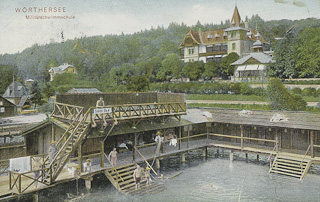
left=50, top=149, right=320, bottom=202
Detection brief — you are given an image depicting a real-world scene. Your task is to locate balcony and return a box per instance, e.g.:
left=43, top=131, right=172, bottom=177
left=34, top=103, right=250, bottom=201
left=199, top=51, right=227, bottom=57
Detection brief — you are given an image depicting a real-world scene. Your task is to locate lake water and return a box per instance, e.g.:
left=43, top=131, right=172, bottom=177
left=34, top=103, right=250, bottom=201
left=51, top=149, right=320, bottom=202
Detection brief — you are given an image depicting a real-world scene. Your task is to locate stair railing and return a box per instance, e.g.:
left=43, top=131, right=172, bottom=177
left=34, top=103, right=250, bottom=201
left=103, top=153, right=124, bottom=183
left=51, top=109, right=91, bottom=179
left=43, top=108, right=84, bottom=167
left=300, top=144, right=311, bottom=173
left=268, top=144, right=278, bottom=168
left=133, top=146, right=158, bottom=176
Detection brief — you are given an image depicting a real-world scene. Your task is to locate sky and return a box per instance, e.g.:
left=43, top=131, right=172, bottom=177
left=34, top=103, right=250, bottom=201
left=0, top=0, right=319, bottom=55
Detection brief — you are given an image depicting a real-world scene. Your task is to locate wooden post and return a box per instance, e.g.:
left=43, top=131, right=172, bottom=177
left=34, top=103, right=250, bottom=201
left=100, top=140, right=104, bottom=168
left=78, top=144, right=83, bottom=172
left=161, top=129, right=165, bottom=154
left=229, top=150, right=234, bottom=161
left=52, top=123, right=54, bottom=141
left=202, top=147, right=207, bottom=157
left=9, top=172, right=11, bottom=190
left=132, top=133, right=136, bottom=161
left=181, top=153, right=186, bottom=162
left=178, top=126, right=181, bottom=150
left=18, top=174, right=21, bottom=193
left=240, top=125, right=244, bottom=149
left=310, top=131, right=314, bottom=158
left=156, top=158, right=160, bottom=169
left=206, top=123, right=211, bottom=145
left=275, top=129, right=279, bottom=152
left=33, top=192, right=39, bottom=202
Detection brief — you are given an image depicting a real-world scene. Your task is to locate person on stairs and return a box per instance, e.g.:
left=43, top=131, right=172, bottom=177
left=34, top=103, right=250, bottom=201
left=133, top=165, right=142, bottom=190
left=145, top=167, right=151, bottom=186
left=49, top=140, right=58, bottom=163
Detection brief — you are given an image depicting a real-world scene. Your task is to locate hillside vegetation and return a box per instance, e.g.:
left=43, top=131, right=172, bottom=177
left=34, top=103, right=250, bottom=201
left=0, top=15, right=320, bottom=95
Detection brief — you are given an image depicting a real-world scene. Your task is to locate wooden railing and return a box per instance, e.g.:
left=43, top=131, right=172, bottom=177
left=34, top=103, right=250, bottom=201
left=51, top=102, right=84, bottom=121
left=92, top=102, right=187, bottom=121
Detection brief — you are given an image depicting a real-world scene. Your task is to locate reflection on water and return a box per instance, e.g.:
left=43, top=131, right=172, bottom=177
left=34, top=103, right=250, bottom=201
left=72, top=149, right=320, bottom=202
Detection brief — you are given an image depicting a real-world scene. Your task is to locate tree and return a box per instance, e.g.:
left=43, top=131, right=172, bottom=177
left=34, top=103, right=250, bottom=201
left=0, top=64, right=20, bottom=94
left=182, top=61, right=204, bottom=80
left=266, top=78, right=306, bottom=111
left=156, top=53, right=182, bottom=81
left=219, top=52, right=239, bottom=78
left=267, top=31, right=296, bottom=78
left=202, top=61, right=219, bottom=80
left=294, top=27, right=320, bottom=78
left=127, top=75, right=149, bottom=92
left=42, top=83, right=55, bottom=100
left=30, top=81, right=44, bottom=108
left=52, top=73, right=77, bottom=87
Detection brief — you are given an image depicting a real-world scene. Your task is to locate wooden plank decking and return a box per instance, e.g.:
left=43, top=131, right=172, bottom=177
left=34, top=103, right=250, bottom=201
left=1, top=138, right=320, bottom=199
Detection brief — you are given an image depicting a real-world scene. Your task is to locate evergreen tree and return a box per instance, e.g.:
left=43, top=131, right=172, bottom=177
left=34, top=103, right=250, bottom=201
left=266, top=78, right=306, bottom=111
left=30, top=81, right=44, bottom=108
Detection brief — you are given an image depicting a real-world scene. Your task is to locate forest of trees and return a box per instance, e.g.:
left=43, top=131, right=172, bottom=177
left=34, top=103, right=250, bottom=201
left=0, top=15, right=320, bottom=94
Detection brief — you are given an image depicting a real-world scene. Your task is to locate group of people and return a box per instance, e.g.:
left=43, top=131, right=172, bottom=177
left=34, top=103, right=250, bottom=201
left=133, top=165, right=151, bottom=190
left=155, top=131, right=178, bottom=147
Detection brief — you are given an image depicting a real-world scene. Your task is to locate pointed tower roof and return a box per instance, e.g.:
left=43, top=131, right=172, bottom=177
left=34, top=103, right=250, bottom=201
left=230, top=6, right=243, bottom=27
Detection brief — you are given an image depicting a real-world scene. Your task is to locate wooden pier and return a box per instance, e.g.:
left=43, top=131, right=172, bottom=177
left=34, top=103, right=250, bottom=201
left=2, top=95, right=320, bottom=200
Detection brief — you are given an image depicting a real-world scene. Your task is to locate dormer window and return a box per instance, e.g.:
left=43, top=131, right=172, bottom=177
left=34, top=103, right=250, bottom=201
left=214, top=33, right=220, bottom=38
left=223, top=32, right=228, bottom=39
left=207, top=34, right=213, bottom=41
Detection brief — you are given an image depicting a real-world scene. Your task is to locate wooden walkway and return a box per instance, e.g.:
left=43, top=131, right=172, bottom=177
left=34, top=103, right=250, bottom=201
left=1, top=138, right=320, bottom=199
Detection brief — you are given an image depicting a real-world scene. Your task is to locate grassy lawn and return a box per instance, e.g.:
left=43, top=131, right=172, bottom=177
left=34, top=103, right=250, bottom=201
left=186, top=94, right=319, bottom=102
left=187, top=103, right=320, bottom=113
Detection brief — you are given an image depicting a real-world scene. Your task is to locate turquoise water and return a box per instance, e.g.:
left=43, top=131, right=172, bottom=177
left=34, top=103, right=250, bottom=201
left=69, top=149, right=320, bottom=202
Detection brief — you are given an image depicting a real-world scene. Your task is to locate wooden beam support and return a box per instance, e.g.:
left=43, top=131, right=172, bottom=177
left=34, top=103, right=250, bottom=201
left=276, top=129, right=279, bottom=152
left=132, top=133, right=136, bottom=161
left=178, top=126, right=181, bottom=150
left=310, top=130, right=314, bottom=158
left=100, top=140, right=104, bottom=168
left=78, top=144, right=83, bottom=172
left=240, top=125, right=244, bottom=149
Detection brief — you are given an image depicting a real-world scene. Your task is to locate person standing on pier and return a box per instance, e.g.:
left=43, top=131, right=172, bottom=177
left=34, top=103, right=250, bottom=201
left=84, top=159, right=92, bottom=173
left=49, top=140, right=58, bottom=163
left=133, top=165, right=142, bottom=190
left=108, top=148, right=118, bottom=167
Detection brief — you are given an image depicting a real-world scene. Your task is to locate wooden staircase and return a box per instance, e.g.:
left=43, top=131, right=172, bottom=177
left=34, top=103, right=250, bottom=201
left=269, top=153, right=312, bottom=180
left=43, top=108, right=91, bottom=183
left=104, top=163, right=165, bottom=195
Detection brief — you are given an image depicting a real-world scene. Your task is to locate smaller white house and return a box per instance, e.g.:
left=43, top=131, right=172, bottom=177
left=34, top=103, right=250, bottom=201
left=231, top=52, right=273, bottom=82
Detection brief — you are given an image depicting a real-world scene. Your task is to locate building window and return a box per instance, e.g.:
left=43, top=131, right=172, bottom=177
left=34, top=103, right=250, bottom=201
left=215, top=44, right=221, bottom=52
left=222, top=43, right=228, bottom=51
left=188, top=48, right=194, bottom=55
left=232, top=43, right=236, bottom=50
left=206, top=46, right=213, bottom=52
left=231, top=32, right=236, bottom=38
left=0, top=101, right=2, bottom=105
left=0, top=107, right=5, bottom=113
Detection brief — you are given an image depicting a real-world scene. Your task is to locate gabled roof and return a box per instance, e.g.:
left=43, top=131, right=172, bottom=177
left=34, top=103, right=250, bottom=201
left=232, top=52, right=273, bottom=65
left=0, top=95, right=16, bottom=106
left=180, top=29, right=201, bottom=46
left=230, top=6, right=243, bottom=27
left=49, top=63, right=75, bottom=73
left=3, top=81, right=28, bottom=98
